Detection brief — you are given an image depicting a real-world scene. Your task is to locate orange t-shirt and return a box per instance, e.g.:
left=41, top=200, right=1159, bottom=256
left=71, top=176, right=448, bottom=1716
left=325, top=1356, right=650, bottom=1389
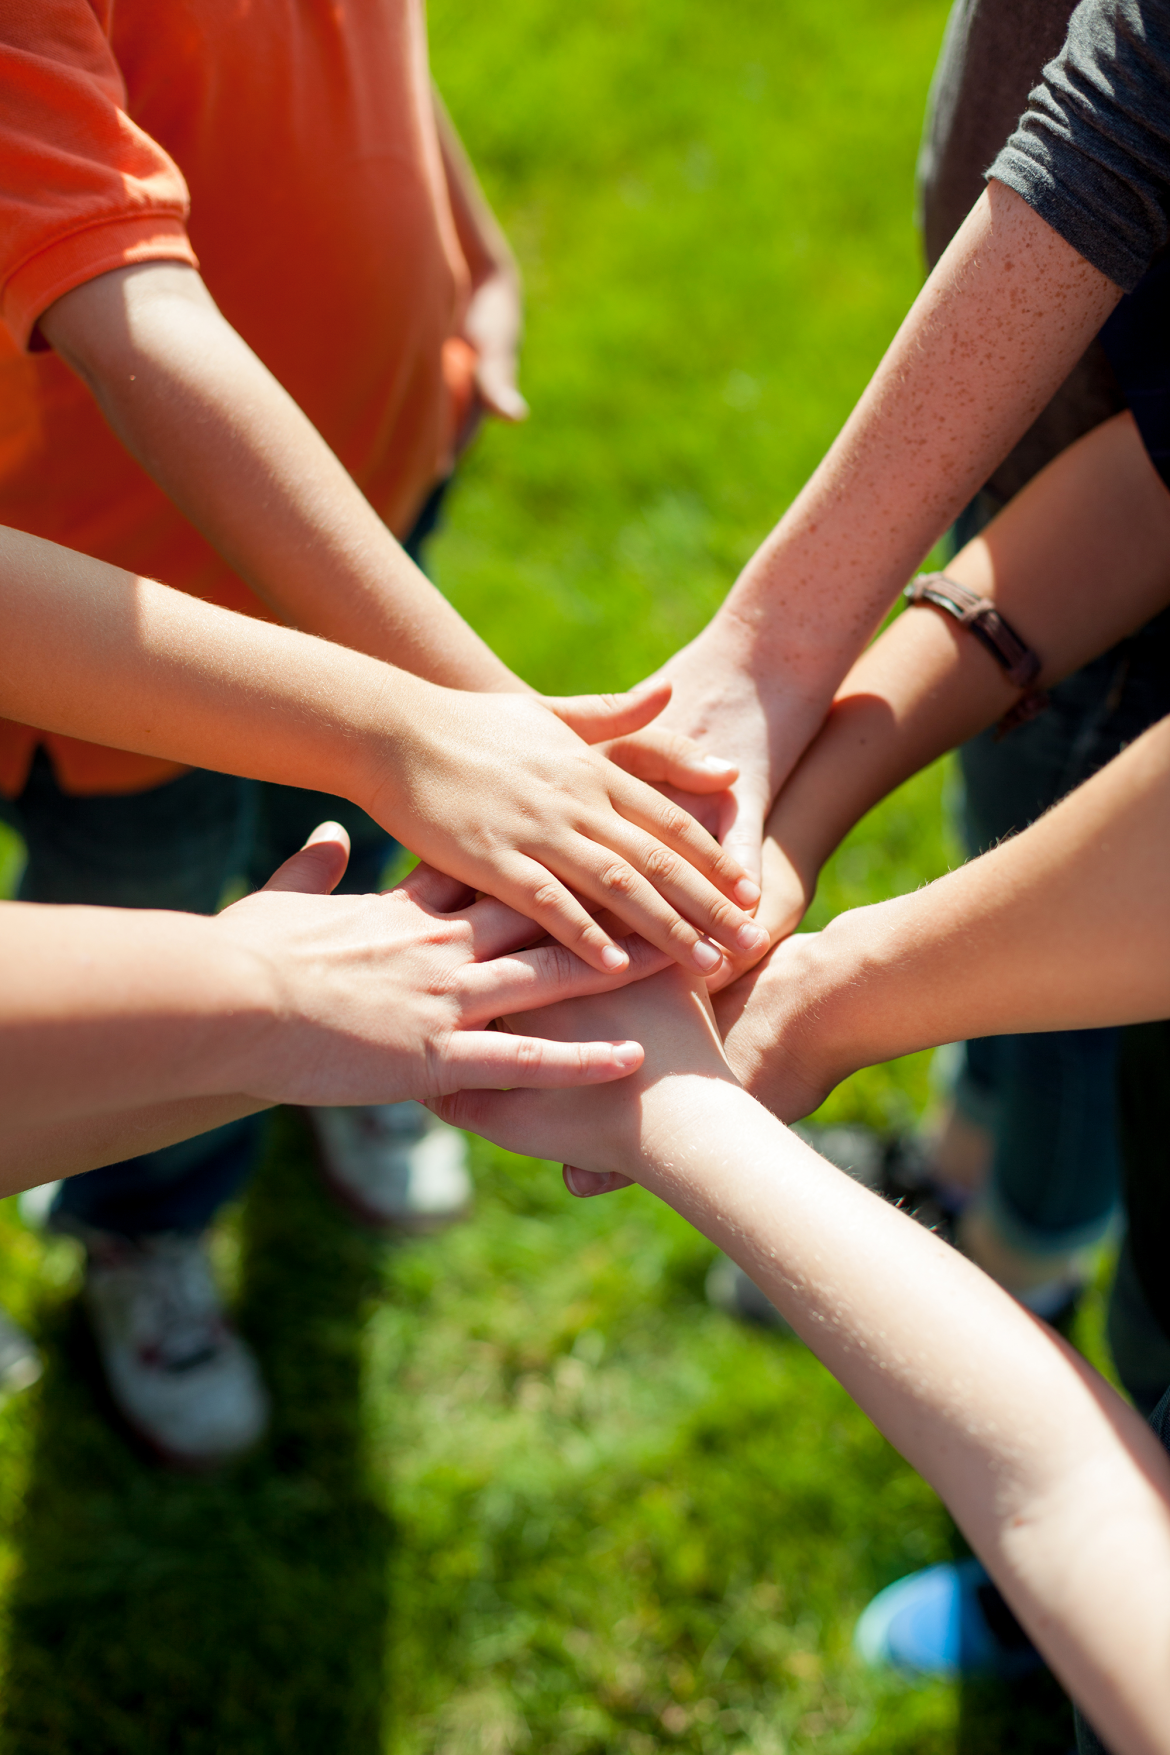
left=0, top=0, right=473, bottom=797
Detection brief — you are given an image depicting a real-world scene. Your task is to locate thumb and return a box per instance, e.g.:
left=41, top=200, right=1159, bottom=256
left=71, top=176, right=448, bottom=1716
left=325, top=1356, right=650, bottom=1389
left=476, top=359, right=530, bottom=422
left=716, top=788, right=768, bottom=891
left=563, top=1165, right=634, bottom=1197
left=258, top=821, right=351, bottom=896
left=544, top=679, right=672, bottom=744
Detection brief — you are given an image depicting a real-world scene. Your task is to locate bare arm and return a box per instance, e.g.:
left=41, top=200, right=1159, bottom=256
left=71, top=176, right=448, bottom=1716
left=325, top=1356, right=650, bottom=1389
left=0, top=834, right=673, bottom=1192
left=754, top=408, right=1170, bottom=942
left=38, top=262, right=516, bottom=690
left=655, top=182, right=1123, bottom=877
left=0, top=524, right=764, bottom=974
left=717, top=713, right=1170, bottom=1121
left=432, top=971, right=1170, bottom=1755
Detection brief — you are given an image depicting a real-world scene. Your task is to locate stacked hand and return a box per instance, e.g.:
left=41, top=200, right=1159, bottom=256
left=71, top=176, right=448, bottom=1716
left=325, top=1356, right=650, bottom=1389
left=213, top=824, right=677, bottom=1109
left=364, top=676, right=772, bottom=979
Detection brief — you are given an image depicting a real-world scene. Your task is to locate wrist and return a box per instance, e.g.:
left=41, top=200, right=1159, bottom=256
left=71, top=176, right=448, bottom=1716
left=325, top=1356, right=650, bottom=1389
left=198, top=916, right=293, bottom=1097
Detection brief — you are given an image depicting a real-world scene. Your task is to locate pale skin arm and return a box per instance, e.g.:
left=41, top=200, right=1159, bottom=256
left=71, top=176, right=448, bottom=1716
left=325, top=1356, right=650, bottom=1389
left=431, top=971, right=1170, bottom=1755
left=715, top=713, right=1170, bottom=1122
left=754, top=408, right=1170, bottom=943
left=0, top=524, right=764, bottom=974
left=652, top=181, right=1123, bottom=878
left=0, top=826, right=676, bottom=1192
left=36, top=268, right=764, bottom=970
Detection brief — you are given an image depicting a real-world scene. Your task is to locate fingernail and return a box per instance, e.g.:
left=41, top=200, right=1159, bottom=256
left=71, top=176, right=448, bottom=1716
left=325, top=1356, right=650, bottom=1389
left=692, top=939, right=723, bottom=972
left=563, top=1165, right=590, bottom=1197
left=700, top=754, right=735, bottom=773
left=612, top=1042, right=641, bottom=1070
left=600, top=944, right=628, bottom=971
left=734, top=877, right=761, bottom=907
left=735, top=922, right=770, bottom=952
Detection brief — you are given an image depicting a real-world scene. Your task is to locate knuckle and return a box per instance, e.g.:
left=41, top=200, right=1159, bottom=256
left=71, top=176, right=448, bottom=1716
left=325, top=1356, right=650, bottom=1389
left=639, top=843, right=682, bottom=887
left=514, top=1036, right=543, bottom=1075
left=530, top=880, right=566, bottom=917
left=654, top=801, right=692, bottom=843
left=545, top=942, right=580, bottom=985
left=598, top=860, right=638, bottom=899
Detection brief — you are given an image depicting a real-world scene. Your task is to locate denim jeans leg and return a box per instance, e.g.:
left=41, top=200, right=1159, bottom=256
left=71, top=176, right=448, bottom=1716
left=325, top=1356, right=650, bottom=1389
left=950, top=602, right=1170, bottom=1254
left=6, top=752, right=262, bottom=1236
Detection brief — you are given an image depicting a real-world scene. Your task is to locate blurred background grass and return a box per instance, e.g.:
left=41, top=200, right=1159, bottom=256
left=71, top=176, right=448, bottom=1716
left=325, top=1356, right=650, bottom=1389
left=0, top=0, right=1089, bottom=1748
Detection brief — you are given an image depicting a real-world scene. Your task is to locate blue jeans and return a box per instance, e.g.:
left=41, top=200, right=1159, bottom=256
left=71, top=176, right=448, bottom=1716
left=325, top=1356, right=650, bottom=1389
left=2, top=486, right=447, bottom=1236
left=946, top=499, right=1170, bottom=1258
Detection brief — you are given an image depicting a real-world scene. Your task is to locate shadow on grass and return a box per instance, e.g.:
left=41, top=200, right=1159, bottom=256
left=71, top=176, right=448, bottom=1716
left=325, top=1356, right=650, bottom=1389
left=0, top=1111, right=393, bottom=1755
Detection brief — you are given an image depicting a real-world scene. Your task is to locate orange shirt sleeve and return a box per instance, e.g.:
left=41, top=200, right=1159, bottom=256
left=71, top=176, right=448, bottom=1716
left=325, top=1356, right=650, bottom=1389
left=0, top=0, right=197, bottom=350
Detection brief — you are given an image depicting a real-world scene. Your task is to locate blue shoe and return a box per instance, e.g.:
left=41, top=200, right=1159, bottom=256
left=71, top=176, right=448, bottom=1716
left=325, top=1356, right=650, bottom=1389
left=854, top=1559, right=1042, bottom=1680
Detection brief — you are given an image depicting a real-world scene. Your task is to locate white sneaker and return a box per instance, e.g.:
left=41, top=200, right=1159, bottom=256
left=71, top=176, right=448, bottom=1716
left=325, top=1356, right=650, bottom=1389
left=310, top=1101, right=472, bottom=1232
left=82, top=1232, right=269, bottom=1468
left=0, top=1309, right=42, bottom=1396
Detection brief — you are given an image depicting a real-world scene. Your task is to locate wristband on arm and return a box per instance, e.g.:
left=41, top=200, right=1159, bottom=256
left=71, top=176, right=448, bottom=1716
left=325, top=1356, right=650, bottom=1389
left=904, top=572, right=1049, bottom=737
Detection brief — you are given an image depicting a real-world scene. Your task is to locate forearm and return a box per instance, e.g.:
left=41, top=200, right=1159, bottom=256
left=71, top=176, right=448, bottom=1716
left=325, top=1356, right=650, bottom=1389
left=635, top=1080, right=1170, bottom=1754
left=756, top=715, right=1170, bottom=1107
left=0, top=525, right=439, bottom=812
left=5, top=1096, right=269, bottom=1194
left=0, top=905, right=279, bottom=1129
left=762, top=410, right=1170, bottom=912
left=38, top=264, right=520, bottom=692
left=696, top=183, right=1121, bottom=778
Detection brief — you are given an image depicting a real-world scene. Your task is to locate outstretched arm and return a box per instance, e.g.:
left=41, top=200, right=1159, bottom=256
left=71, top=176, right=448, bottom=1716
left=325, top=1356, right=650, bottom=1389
left=0, top=829, right=669, bottom=1191
left=653, top=181, right=1121, bottom=878
left=752, top=407, right=1170, bottom=945
left=0, top=524, right=764, bottom=976
left=717, top=711, right=1170, bottom=1121
left=432, top=971, right=1170, bottom=1755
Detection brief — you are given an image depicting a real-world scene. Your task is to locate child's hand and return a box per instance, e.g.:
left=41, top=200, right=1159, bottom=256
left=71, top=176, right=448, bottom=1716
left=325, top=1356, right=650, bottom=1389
left=701, top=832, right=815, bottom=993
left=427, top=966, right=738, bottom=1181
left=365, top=679, right=767, bottom=979
left=213, top=825, right=673, bottom=1108
left=713, top=932, right=852, bottom=1121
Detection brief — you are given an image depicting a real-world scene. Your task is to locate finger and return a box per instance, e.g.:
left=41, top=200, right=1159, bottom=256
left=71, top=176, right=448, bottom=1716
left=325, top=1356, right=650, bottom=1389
left=563, top=1165, right=634, bottom=1197
left=259, top=821, right=350, bottom=895
left=438, top=1031, right=644, bottom=1089
left=543, top=679, right=671, bottom=744
left=603, top=729, right=738, bottom=792
left=475, top=361, right=529, bottom=423
left=610, top=775, right=763, bottom=911
left=459, top=892, right=565, bottom=960
left=567, top=827, right=769, bottom=971
left=493, top=854, right=633, bottom=973
left=396, top=861, right=478, bottom=913
left=460, top=934, right=672, bottom=1020
left=715, top=784, right=770, bottom=891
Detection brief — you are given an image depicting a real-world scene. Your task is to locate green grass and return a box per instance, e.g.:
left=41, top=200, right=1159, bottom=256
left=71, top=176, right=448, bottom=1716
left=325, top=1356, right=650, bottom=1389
left=0, top=0, right=1088, bottom=1748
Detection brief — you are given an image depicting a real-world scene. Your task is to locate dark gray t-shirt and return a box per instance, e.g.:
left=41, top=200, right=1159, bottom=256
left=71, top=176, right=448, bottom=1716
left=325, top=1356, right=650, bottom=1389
left=992, top=0, right=1170, bottom=293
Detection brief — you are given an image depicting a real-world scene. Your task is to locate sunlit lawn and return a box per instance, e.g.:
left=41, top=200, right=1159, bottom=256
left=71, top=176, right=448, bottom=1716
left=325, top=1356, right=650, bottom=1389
left=0, top=0, right=1087, bottom=1748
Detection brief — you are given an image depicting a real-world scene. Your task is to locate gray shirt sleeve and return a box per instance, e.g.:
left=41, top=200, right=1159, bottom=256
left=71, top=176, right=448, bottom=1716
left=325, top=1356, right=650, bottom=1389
left=989, top=0, right=1170, bottom=291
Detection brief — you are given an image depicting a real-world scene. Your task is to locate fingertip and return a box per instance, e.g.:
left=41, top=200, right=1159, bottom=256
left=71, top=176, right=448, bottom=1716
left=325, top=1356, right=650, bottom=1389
left=691, top=938, right=725, bottom=974
left=733, top=877, right=761, bottom=907
left=563, top=1165, right=590, bottom=1197
left=599, top=943, right=629, bottom=972
left=610, top=1040, right=643, bottom=1072
left=303, top=820, right=350, bottom=853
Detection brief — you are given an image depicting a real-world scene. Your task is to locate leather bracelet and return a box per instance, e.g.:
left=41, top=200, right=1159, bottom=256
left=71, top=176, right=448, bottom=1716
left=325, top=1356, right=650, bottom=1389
left=904, top=571, right=1049, bottom=736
